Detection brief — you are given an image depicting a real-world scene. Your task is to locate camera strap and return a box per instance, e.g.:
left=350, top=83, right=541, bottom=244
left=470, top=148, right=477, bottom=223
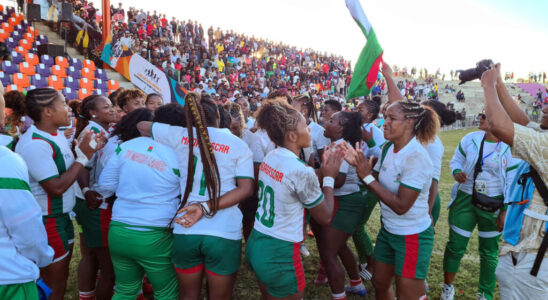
left=529, top=166, right=548, bottom=276
left=472, top=137, right=486, bottom=192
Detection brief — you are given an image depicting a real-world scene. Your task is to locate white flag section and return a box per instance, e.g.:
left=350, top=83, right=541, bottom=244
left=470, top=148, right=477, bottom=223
left=345, top=0, right=372, bottom=36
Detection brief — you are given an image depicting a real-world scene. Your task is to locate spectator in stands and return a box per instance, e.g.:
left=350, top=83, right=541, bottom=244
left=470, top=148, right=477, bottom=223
left=456, top=90, right=465, bottom=102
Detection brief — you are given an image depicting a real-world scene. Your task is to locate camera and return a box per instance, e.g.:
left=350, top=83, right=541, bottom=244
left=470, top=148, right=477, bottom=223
left=456, top=59, right=494, bottom=85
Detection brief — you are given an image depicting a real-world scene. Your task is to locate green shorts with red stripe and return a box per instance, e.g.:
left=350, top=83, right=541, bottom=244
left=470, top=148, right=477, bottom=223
left=42, top=213, right=74, bottom=262
left=373, top=226, right=434, bottom=279
left=172, top=234, right=241, bottom=276
left=330, top=191, right=368, bottom=234
left=73, top=197, right=114, bottom=248
left=245, top=229, right=305, bottom=298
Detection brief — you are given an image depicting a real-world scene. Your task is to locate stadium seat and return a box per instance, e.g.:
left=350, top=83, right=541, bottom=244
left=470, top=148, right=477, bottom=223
left=40, top=55, right=54, bottom=67
left=107, top=79, right=119, bottom=91
left=78, top=88, right=92, bottom=100
left=37, top=34, right=48, bottom=44
left=95, top=69, right=108, bottom=80
left=1, top=22, right=11, bottom=33
left=0, top=71, right=10, bottom=86
left=26, top=26, right=38, bottom=36
left=18, top=61, right=35, bottom=76
left=94, top=79, right=108, bottom=91
left=83, top=59, right=96, bottom=72
left=5, top=37, right=17, bottom=49
left=55, top=56, right=69, bottom=69
left=62, top=87, right=78, bottom=101
left=12, top=72, right=29, bottom=88
left=79, top=77, right=93, bottom=90
left=65, top=76, right=79, bottom=90
left=48, top=75, right=64, bottom=90
left=0, top=29, right=8, bottom=41
left=13, top=13, right=23, bottom=24
left=5, top=83, right=22, bottom=92
left=36, top=64, right=51, bottom=77
left=18, top=38, right=31, bottom=50
left=93, top=89, right=106, bottom=96
left=14, top=46, right=25, bottom=55
left=24, top=53, right=39, bottom=66
left=69, top=57, right=82, bottom=70
left=81, top=67, right=95, bottom=80
left=51, top=65, right=67, bottom=78
left=30, top=74, right=48, bottom=88
left=66, top=66, right=81, bottom=79
left=1, top=60, right=17, bottom=74
left=23, top=32, right=33, bottom=42
left=8, top=17, right=18, bottom=27
left=10, top=51, right=23, bottom=64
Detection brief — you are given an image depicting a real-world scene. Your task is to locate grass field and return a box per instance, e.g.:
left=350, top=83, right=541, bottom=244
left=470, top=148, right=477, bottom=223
left=65, top=128, right=492, bottom=300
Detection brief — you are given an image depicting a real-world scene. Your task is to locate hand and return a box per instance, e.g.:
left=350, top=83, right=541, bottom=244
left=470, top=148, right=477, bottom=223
left=64, top=127, right=75, bottom=139
left=344, top=142, right=373, bottom=179
left=175, top=204, right=204, bottom=228
left=381, top=61, right=393, bottom=77
left=361, top=126, right=374, bottom=144
left=454, top=171, right=468, bottom=183
left=84, top=190, right=103, bottom=210
left=497, top=210, right=506, bottom=232
left=320, top=143, right=345, bottom=179
left=77, top=131, right=106, bottom=159
left=481, top=63, right=500, bottom=89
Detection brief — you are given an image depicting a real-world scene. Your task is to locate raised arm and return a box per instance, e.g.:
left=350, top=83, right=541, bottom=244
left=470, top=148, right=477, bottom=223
left=482, top=64, right=515, bottom=146
left=495, top=66, right=529, bottom=126
left=382, top=62, right=404, bottom=104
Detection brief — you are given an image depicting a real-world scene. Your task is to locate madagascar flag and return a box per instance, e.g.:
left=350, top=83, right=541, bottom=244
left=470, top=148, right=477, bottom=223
left=345, top=0, right=383, bottom=100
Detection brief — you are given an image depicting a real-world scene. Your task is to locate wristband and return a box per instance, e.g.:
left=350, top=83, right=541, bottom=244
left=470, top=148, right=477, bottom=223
left=200, top=201, right=211, bottom=215
left=74, top=146, right=89, bottom=167
left=362, top=174, right=375, bottom=185
left=323, top=176, right=335, bottom=188
left=81, top=187, right=90, bottom=195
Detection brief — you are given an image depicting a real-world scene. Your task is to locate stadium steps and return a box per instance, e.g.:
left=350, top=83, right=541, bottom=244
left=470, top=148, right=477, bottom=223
left=34, top=22, right=135, bottom=90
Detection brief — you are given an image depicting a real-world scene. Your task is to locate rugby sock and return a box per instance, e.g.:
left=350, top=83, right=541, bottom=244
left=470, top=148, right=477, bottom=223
left=419, top=295, right=427, bottom=300
left=79, top=290, right=95, bottom=300
left=350, top=278, right=363, bottom=287
left=332, top=292, right=347, bottom=300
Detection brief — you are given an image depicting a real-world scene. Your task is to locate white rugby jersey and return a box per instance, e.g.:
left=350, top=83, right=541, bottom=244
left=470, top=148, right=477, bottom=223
left=373, top=137, right=433, bottom=235
left=251, top=129, right=276, bottom=164
left=98, top=137, right=181, bottom=228
left=253, top=147, right=324, bottom=243
left=309, top=121, right=331, bottom=152
left=15, top=126, right=77, bottom=216
left=424, top=136, right=444, bottom=182
left=360, top=122, right=385, bottom=158
left=334, top=139, right=361, bottom=196
left=0, top=146, right=54, bottom=285
left=0, top=134, right=14, bottom=149
left=151, top=123, right=254, bottom=240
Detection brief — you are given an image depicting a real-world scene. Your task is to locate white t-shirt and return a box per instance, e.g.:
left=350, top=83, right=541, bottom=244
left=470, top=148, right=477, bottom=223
left=251, top=129, right=276, bottom=164
left=254, top=147, right=324, bottom=243
left=0, top=146, right=53, bottom=285
left=309, top=121, right=331, bottom=151
left=151, top=123, right=254, bottom=240
left=424, top=136, right=444, bottom=182
left=98, top=137, right=181, bottom=228
left=360, top=122, right=385, bottom=158
left=334, top=139, right=361, bottom=196
left=373, top=138, right=433, bottom=235
left=0, top=134, right=14, bottom=149
left=16, top=126, right=77, bottom=216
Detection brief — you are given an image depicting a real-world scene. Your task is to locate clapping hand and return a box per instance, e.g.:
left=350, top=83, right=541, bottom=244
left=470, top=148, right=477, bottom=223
left=340, top=142, right=374, bottom=180
left=320, top=143, right=345, bottom=179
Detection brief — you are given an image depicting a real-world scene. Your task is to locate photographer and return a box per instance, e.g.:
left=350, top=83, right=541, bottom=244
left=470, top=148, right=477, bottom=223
left=481, top=63, right=548, bottom=299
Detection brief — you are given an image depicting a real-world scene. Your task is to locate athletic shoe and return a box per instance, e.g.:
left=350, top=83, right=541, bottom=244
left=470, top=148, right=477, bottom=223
left=441, top=283, right=455, bottom=300
left=358, top=263, right=372, bottom=281
left=314, top=271, right=328, bottom=286
left=300, top=244, right=310, bottom=257
left=476, top=293, right=488, bottom=300
left=345, top=284, right=367, bottom=297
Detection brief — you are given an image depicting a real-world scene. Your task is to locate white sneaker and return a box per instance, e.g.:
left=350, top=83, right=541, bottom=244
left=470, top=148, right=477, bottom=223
left=300, top=244, right=310, bottom=257
left=441, top=283, right=455, bottom=300
left=476, top=292, right=488, bottom=300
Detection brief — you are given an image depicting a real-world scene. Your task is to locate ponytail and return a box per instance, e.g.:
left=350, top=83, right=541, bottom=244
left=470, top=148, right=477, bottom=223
left=74, top=94, right=104, bottom=139
left=295, top=93, right=318, bottom=123
left=339, top=111, right=363, bottom=146
left=398, top=101, right=440, bottom=144
left=4, top=91, right=26, bottom=136
left=179, top=92, right=221, bottom=218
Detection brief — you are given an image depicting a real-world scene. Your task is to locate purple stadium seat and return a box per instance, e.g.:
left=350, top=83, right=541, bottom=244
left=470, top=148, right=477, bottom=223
left=31, top=74, right=48, bottom=88
left=95, top=69, right=108, bottom=80
left=0, top=71, right=11, bottom=86
left=69, top=58, right=82, bottom=70
left=94, top=79, right=108, bottom=90
left=40, top=55, right=54, bottom=67
left=1, top=60, right=17, bottom=74
left=26, top=85, right=36, bottom=91
left=35, top=63, right=51, bottom=77
left=93, top=89, right=106, bottom=96
left=37, top=35, right=48, bottom=44
left=64, top=77, right=80, bottom=90
left=62, top=87, right=78, bottom=100
left=20, top=20, right=29, bottom=29
left=11, top=51, right=23, bottom=64
left=5, top=37, right=17, bottom=49
left=66, top=66, right=81, bottom=79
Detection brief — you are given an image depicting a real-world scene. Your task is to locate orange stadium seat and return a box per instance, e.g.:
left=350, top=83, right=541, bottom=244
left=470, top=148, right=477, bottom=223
left=13, top=13, right=24, bottom=24
left=24, top=53, right=39, bottom=66
left=51, top=65, right=67, bottom=78
left=27, top=26, right=39, bottom=36
left=18, top=38, right=31, bottom=51
left=48, top=75, right=64, bottom=90
left=8, top=17, right=18, bottom=27
left=19, top=62, right=35, bottom=76
left=81, top=67, right=95, bottom=80
left=0, top=29, right=8, bottom=41
left=78, top=88, right=92, bottom=100
left=79, top=77, right=93, bottom=90
left=14, top=46, right=25, bottom=55
left=107, top=79, right=119, bottom=91
left=83, top=59, right=96, bottom=72
left=2, top=23, right=12, bottom=33
left=6, top=84, right=22, bottom=92
left=55, top=56, right=69, bottom=69
left=24, top=32, right=34, bottom=42
left=12, top=73, right=30, bottom=89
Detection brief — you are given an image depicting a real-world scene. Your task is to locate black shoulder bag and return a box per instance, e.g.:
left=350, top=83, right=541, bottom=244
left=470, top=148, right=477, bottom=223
left=471, top=137, right=504, bottom=212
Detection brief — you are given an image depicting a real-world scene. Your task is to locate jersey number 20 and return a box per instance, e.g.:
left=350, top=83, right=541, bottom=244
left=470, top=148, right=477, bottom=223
left=256, top=180, right=275, bottom=228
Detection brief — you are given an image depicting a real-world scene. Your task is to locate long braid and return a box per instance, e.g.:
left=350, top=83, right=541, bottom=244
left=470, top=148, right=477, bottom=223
left=179, top=92, right=221, bottom=218
left=397, top=100, right=439, bottom=144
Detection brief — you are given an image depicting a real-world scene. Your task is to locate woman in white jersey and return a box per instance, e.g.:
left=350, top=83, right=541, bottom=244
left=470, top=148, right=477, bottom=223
left=71, top=95, right=117, bottom=300
left=294, top=93, right=331, bottom=165
left=245, top=100, right=344, bottom=300
left=15, top=88, right=103, bottom=300
left=99, top=106, right=183, bottom=299
left=441, top=113, right=516, bottom=300
left=0, top=88, right=53, bottom=300
left=321, top=111, right=368, bottom=299
left=0, top=90, right=26, bottom=149
left=138, top=92, right=254, bottom=300
left=343, top=100, right=440, bottom=300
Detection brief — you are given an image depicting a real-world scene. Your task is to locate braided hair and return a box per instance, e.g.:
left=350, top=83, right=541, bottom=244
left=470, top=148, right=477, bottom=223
left=224, top=102, right=246, bottom=134
left=397, top=101, right=440, bottom=144
left=338, top=111, right=363, bottom=146
left=179, top=92, right=221, bottom=218
left=74, top=95, right=106, bottom=139
left=25, top=88, right=62, bottom=123
left=255, top=99, right=301, bottom=147
left=295, top=93, right=319, bottom=123
left=359, top=100, right=380, bottom=123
